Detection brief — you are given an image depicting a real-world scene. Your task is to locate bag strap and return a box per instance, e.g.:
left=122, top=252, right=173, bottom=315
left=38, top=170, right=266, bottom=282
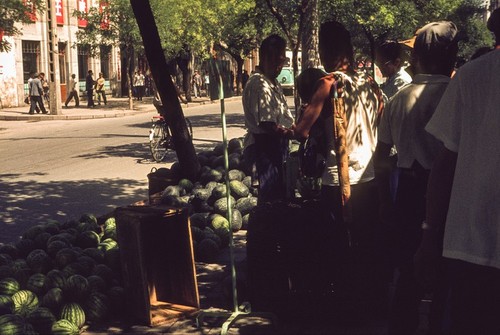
left=330, top=74, right=353, bottom=243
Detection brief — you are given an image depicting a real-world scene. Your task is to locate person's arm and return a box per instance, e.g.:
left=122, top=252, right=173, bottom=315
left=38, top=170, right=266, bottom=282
left=414, top=145, right=457, bottom=289
left=294, top=75, right=334, bottom=139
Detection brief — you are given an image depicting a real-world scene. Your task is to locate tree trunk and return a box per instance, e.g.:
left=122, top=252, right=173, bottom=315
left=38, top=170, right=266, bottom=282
left=301, top=0, right=320, bottom=70
left=126, top=45, right=134, bottom=110
left=130, top=0, right=200, bottom=180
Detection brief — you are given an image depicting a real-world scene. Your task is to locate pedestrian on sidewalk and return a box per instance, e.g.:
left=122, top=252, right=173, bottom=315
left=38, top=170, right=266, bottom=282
left=28, top=72, right=48, bottom=114
left=65, top=74, right=80, bottom=107
left=192, top=70, right=202, bottom=98
left=95, top=72, right=107, bottom=106
left=86, top=70, right=95, bottom=108
left=26, top=72, right=41, bottom=113
left=134, top=70, right=145, bottom=101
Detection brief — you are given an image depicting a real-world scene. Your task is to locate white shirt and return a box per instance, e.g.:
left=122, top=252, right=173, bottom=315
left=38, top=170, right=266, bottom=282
left=322, top=71, right=381, bottom=186
left=378, top=74, right=450, bottom=169
left=381, top=67, right=412, bottom=101
left=242, top=71, right=293, bottom=147
left=426, top=49, right=500, bottom=269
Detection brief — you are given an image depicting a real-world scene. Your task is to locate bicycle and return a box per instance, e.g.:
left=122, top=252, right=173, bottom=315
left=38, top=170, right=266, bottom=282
left=149, top=100, right=193, bottom=162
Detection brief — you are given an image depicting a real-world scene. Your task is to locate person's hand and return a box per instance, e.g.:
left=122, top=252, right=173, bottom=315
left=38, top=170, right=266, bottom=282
left=414, top=230, right=441, bottom=293
left=275, top=125, right=294, bottom=138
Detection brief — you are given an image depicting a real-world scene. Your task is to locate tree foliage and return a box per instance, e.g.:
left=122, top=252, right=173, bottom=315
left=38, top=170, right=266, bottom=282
left=0, top=0, right=45, bottom=52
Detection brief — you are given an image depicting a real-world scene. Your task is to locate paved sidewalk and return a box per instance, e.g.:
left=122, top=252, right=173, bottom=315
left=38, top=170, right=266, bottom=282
left=0, top=96, right=222, bottom=121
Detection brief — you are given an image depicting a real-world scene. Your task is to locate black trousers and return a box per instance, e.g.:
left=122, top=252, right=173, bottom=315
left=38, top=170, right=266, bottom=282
left=65, top=90, right=79, bottom=107
left=87, top=89, right=94, bottom=107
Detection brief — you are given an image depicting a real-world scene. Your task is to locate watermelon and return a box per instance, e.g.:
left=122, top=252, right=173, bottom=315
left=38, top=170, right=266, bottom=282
left=15, top=239, right=36, bottom=258
left=0, top=245, right=18, bottom=259
left=11, top=290, right=39, bottom=317
left=231, top=209, right=243, bottom=232
left=82, top=248, right=105, bottom=263
left=60, top=302, right=85, bottom=328
left=64, top=275, right=89, bottom=302
left=228, top=169, right=245, bottom=181
left=63, top=262, right=88, bottom=277
left=43, top=221, right=60, bottom=235
left=46, top=240, right=70, bottom=258
left=213, top=196, right=235, bottom=215
left=229, top=180, right=250, bottom=198
left=76, top=255, right=96, bottom=275
left=51, top=318, right=80, bottom=335
left=33, top=232, right=52, bottom=250
left=22, top=225, right=45, bottom=241
left=98, top=238, right=118, bottom=252
left=41, top=287, right=65, bottom=311
left=75, top=231, right=100, bottom=249
left=0, top=314, right=25, bottom=335
left=0, top=278, right=20, bottom=296
left=55, top=248, right=79, bottom=269
left=0, top=254, right=13, bottom=267
left=26, top=307, right=56, bottom=334
left=178, top=178, right=194, bottom=193
left=87, top=275, right=106, bottom=293
left=79, top=213, right=98, bottom=226
left=0, top=295, right=13, bottom=315
left=104, top=248, right=121, bottom=272
left=84, top=292, right=109, bottom=322
left=92, top=264, right=114, bottom=284
left=234, top=197, right=258, bottom=216
left=26, top=249, right=52, bottom=273
left=46, top=269, right=67, bottom=289
left=26, top=273, right=50, bottom=296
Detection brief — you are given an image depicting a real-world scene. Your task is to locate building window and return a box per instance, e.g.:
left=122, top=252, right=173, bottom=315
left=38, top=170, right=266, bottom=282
left=22, top=40, right=40, bottom=83
left=78, top=44, right=89, bottom=81
left=100, top=45, right=111, bottom=79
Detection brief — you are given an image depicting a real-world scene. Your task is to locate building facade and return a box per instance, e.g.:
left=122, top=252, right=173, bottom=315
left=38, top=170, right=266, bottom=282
left=0, top=0, right=121, bottom=109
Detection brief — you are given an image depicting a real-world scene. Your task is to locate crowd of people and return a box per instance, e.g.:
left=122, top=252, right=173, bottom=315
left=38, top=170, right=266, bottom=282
left=242, top=9, right=500, bottom=335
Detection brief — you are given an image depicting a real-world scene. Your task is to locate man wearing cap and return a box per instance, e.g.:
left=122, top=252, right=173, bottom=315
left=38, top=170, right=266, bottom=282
left=375, top=40, right=412, bottom=101
left=374, top=21, right=459, bottom=334
left=414, top=11, right=500, bottom=335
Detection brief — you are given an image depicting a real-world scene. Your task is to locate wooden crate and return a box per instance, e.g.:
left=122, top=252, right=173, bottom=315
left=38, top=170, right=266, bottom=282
left=115, top=205, right=199, bottom=326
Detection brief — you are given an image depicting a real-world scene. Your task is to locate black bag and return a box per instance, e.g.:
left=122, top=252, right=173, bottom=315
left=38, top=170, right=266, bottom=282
left=298, top=135, right=326, bottom=178
left=298, top=108, right=328, bottom=178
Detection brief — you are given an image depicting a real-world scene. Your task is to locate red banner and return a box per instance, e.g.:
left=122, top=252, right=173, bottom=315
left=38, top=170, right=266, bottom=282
left=24, top=0, right=37, bottom=22
left=99, top=1, right=109, bottom=30
left=55, top=0, right=64, bottom=25
left=78, top=0, right=88, bottom=28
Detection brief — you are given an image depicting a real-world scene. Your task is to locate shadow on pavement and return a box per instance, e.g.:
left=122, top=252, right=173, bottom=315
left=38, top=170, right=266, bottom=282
left=0, top=176, right=147, bottom=245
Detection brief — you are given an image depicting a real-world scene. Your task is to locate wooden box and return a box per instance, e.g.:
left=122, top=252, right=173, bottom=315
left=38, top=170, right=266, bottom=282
left=115, top=205, right=199, bottom=326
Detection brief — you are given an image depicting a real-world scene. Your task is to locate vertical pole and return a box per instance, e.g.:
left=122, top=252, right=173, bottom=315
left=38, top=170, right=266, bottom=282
left=47, top=0, right=62, bottom=114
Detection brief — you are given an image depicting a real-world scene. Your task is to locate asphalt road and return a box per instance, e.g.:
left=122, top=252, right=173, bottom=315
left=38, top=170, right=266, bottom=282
left=0, top=98, right=247, bottom=244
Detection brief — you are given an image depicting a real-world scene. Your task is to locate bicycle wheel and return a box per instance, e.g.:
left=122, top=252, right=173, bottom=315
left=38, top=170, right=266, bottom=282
left=149, top=122, right=169, bottom=162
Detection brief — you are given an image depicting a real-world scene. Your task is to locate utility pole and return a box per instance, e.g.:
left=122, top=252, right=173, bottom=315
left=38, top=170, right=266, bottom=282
left=46, top=0, right=62, bottom=114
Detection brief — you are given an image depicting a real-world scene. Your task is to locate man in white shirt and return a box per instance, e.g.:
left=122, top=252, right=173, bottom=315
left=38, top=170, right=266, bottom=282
left=375, top=21, right=459, bottom=335
left=416, top=12, right=500, bottom=335
left=65, top=74, right=79, bottom=107
left=242, top=34, right=294, bottom=203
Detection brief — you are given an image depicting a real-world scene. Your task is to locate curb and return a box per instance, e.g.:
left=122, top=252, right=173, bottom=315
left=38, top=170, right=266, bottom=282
left=0, top=96, right=241, bottom=121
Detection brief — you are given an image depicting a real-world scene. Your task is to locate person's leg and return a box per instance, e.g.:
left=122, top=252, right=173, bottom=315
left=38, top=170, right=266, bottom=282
left=102, top=90, right=107, bottom=105
left=65, top=93, right=71, bottom=107
left=75, top=92, right=79, bottom=107
left=29, top=97, right=36, bottom=114
left=37, top=96, right=48, bottom=114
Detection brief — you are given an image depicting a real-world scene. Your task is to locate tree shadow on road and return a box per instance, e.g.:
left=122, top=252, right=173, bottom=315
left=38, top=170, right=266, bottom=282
left=0, top=176, right=148, bottom=245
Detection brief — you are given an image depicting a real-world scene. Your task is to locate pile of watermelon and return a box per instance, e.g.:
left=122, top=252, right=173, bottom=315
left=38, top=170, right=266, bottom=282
left=0, top=214, right=124, bottom=334
left=157, top=137, right=259, bottom=263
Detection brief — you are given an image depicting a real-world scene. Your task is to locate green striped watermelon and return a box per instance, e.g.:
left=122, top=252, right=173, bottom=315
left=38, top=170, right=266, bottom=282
left=33, top=232, right=52, bottom=250
left=26, top=307, right=56, bottom=334
left=0, top=278, right=20, bottom=296
left=43, top=221, right=61, bottom=235
left=41, top=287, right=65, bottom=312
left=63, top=262, right=88, bottom=277
left=11, top=290, right=39, bottom=317
left=82, top=248, right=105, bottom=263
left=60, top=302, right=86, bottom=328
left=51, top=318, right=80, bottom=335
left=0, top=254, right=13, bottom=267
left=55, top=248, right=80, bottom=269
left=92, top=264, right=114, bottom=283
left=22, top=225, right=45, bottom=241
left=0, top=245, right=18, bottom=259
left=84, top=291, right=109, bottom=322
left=75, top=231, right=100, bottom=249
left=0, top=266, right=15, bottom=280
left=64, top=275, right=89, bottom=302
left=26, top=273, right=50, bottom=296
left=15, top=239, right=36, bottom=258
left=26, top=249, right=52, bottom=273
left=0, top=313, right=25, bottom=335
left=46, top=269, right=68, bottom=289
left=87, top=275, right=106, bottom=293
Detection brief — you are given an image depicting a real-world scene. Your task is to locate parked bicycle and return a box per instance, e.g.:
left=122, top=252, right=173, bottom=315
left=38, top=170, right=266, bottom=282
left=149, top=94, right=193, bottom=162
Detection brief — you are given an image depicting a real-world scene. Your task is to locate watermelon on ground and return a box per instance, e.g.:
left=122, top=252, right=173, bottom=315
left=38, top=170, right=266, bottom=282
left=26, top=307, right=56, bottom=334
left=60, top=302, right=86, bottom=328
left=11, top=290, right=39, bottom=317
left=51, top=318, right=80, bottom=335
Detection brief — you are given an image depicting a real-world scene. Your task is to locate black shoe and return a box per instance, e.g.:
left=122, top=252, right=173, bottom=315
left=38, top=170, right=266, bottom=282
left=42, top=111, right=48, bottom=114
left=29, top=112, right=34, bottom=115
